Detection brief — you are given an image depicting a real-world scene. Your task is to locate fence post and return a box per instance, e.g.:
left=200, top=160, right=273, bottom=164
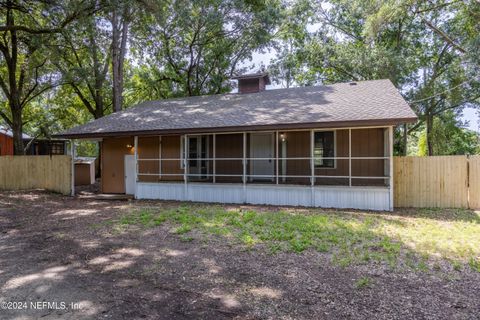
left=70, top=140, right=75, bottom=196
left=243, top=132, right=247, bottom=203
left=389, top=126, right=393, bottom=211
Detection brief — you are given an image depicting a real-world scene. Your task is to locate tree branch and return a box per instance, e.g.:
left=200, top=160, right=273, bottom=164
left=421, top=17, right=466, bottom=54
left=0, top=109, right=13, bottom=127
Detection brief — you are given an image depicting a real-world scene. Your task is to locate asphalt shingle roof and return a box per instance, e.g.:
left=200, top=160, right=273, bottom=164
left=56, top=79, right=417, bottom=138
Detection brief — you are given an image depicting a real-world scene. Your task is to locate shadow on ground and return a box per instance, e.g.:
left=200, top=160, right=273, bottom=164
left=0, top=191, right=479, bottom=319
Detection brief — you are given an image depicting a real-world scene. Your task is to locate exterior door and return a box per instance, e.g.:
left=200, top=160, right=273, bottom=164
left=250, top=133, right=274, bottom=181
left=188, top=135, right=209, bottom=180
left=124, top=155, right=135, bottom=195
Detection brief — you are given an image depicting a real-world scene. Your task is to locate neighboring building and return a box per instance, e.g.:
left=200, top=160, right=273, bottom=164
left=56, top=75, right=417, bottom=210
left=0, top=128, right=30, bottom=155
left=0, top=127, right=67, bottom=155
left=24, top=139, right=67, bottom=156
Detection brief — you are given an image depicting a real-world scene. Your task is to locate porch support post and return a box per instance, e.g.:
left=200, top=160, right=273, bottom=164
left=310, top=130, right=315, bottom=206
left=243, top=132, right=247, bottom=203
left=70, top=139, right=75, bottom=196
left=159, top=136, right=162, bottom=180
left=389, top=126, right=394, bottom=211
left=134, top=136, right=138, bottom=198
left=275, top=131, right=279, bottom=185
left=310, top=130, right=314, bottom=186
left=213, top=133, right=216, bottom=183
left=184, top=134, right=188, bottom=200
left=349, top=129, right=352, bottom=187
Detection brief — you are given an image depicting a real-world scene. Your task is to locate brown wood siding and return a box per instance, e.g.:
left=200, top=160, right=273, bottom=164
left=280, top=129, right=385, bottom=186
left=351, top=128, right=386, bottom=186
left=281, top=131, right=309, bottom=184
left=0, top=133, right=14, bottom=155
left=101, top=137, right=134, bottom=193
left=160, top=135, right=183, bottom=181
left=75, top=163, right=94, bottom=186
left=138, top=137, right=160, bottom=182
left=215, top=133, right=243, bottom=183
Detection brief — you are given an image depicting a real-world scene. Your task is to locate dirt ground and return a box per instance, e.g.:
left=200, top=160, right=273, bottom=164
left=0, top=191, right=479, bottom=320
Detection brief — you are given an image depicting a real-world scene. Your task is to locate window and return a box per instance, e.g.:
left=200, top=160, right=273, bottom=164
left=314, top=131, right=335, bottom=168
left=50, top=143, right=64, bottom=155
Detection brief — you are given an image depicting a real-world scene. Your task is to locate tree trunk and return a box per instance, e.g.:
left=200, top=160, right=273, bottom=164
left=111, top=7, right=129, bottom=113
left=426, top=114, right=434, bottom=156
left=11, top=108, right=25, bottom=155
left=403, top=123, right=408, bottom=156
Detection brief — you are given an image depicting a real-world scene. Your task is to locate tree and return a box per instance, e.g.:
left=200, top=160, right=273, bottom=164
left=55, top=2, right=112, bottom=120
left=0, top=0, right=91, bottom=154
left=109, top=0, right=132, bottom=112
left=270, top=0, right=480, bottom=155
left=417, top=111, right=480, bottom=155
left=269, top=0, right=317, bottom=88
left=363, top=0, right=480, bottom=155
left=128, top=0, right=281, bottom=101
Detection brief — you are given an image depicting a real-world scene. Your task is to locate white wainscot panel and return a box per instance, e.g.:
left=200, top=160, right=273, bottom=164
left=246, top=185, right=311, bottom=206
left=136, top=182, right=185, bottom=201
left=136, top=182, right=391, bottom=211
left=314, top=187, right=390, bottom=211
left=187, top=183, right=244, bottom=204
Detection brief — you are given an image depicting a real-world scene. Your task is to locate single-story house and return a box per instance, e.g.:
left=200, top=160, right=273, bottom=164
left=0, top=127, right=67, bottom=155
left=56, top=74, right=417, bottom=210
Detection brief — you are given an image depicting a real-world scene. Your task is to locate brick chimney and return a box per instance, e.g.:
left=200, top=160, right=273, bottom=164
left=233, top=72, right=271, bottom=94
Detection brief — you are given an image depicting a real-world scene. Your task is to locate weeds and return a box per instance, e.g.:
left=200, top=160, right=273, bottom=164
left=110, top=205, right=480, bottom=272
left=355, top=277, right=372, bottom=289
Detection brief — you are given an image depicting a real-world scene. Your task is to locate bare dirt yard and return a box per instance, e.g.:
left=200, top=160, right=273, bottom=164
left=1, top=191, right=479, bottom=319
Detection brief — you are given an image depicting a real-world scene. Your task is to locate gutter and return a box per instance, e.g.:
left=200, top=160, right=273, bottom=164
left=53, top=117, right=418, bottom=140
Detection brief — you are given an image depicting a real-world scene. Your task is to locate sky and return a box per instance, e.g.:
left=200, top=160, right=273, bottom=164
left=246, top=51, right=479, bottom=132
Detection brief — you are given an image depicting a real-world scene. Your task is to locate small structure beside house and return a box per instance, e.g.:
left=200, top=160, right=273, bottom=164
left=56, top=75, right=417, bottom=210
left=74, top=157, right=97, bottom=186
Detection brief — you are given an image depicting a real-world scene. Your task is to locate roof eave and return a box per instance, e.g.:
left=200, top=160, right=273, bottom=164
left=54, top=117, right=418, bottom=139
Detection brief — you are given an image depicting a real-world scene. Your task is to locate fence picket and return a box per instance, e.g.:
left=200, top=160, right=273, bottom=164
left=394, top=156, right=469, bottom=208
left=0, top=156, right=71, bottom=195
left=469, top=156, right=480, bottom=209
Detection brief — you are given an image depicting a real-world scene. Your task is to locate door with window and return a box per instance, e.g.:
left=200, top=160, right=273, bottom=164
left=187, top=135, right=209, bottom=181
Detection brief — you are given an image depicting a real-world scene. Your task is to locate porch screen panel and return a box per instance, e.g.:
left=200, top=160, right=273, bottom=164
left=160, top=135, right=184, bottom=181
left=215, top=133, right=243, bottom=183
left=351, top=128, right=387, bottom=186
left=187, top=135, right=213, bottom=183
left=279, top=131, right=310, bottom=185
left=315, top=129, right=349, bottom=186
left=137, top=137, right=160, bottom=182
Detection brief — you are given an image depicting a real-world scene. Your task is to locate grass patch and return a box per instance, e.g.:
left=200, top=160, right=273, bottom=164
left=355, top=277, right=373, bottom=289
left=111, top=205, right=480, bottom=272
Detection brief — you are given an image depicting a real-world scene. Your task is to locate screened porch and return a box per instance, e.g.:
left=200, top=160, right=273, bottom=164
left=134, top=127, right=393, bottom=188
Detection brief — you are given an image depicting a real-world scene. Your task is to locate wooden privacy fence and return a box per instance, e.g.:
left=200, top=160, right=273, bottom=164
left=394, top=156, right=480, bottom=209
left=0, top=156, right=71, bottom=195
